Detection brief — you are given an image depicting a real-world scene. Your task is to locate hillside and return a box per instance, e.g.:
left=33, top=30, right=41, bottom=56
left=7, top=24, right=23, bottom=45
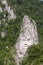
left=0, top=0, right=43, bottom=65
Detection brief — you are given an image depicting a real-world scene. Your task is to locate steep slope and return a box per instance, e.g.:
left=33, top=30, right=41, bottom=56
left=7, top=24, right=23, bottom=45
left=0, top=0, right=43, bottom=65
left=15, top=15, right=38, bottom=65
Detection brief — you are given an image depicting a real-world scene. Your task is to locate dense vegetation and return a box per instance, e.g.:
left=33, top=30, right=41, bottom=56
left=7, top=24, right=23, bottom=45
left=0, top=0, right=43, bottom=65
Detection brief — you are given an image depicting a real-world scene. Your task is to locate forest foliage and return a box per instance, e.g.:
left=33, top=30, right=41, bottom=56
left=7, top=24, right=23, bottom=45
left=0, top=0, right=43, bottom=65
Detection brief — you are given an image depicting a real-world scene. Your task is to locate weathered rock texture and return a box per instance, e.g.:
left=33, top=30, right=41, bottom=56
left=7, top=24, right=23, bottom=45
left=1, top=0, right=16, bottom=20
left=15, top=15, right=38, bottom=65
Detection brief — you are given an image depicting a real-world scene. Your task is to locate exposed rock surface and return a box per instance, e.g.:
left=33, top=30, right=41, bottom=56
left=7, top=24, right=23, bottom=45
left=1, top=0, right=16, bottom=20
left=0, top=1, right=38, bottom=65
left=0, top=6, right=3, bottom=12
left=15, top=15, right=38, bottom=65
left=1, top=31, right=6, bottom=38
left=0, top=0, right=16, bottom=38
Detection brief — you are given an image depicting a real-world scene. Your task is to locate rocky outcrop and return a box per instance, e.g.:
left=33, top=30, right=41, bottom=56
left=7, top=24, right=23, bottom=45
left=15, top=15, right=38, bottom=65
left=1, top=0, right=16, bottom=20
left=0, top=0, right=16, bottom=38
